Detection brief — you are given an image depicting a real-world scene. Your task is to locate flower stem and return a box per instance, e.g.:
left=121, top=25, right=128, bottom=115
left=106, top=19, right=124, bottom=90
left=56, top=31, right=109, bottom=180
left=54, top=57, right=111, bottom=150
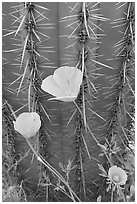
left=118, top=186, right=126, bottom=202
left=26, top=138, right=81, bottom=202
left=111, top=184, right=114, bottom=202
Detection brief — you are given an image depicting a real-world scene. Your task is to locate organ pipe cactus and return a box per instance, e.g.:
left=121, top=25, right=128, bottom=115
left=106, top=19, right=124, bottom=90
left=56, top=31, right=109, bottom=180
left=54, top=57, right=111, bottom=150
left=2, top=2, right=135, bottom=202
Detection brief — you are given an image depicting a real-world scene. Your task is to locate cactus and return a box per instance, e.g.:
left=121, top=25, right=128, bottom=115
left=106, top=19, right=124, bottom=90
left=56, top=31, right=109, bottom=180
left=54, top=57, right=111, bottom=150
left=2, top=2, right=135, bottom=202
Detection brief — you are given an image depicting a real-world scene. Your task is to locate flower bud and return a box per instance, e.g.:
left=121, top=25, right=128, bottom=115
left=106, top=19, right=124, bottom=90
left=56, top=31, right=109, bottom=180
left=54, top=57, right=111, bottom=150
left=13, top=112, right=41, bottom=139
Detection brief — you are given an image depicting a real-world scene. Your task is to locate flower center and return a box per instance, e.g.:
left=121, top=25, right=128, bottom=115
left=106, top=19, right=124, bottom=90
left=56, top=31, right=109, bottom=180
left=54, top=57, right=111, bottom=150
left=113, top=175, right=120, bottom=183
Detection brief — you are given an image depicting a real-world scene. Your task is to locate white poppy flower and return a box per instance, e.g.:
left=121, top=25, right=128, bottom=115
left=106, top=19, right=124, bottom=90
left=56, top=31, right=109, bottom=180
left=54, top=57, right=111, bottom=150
left=41, top=66, right=83, bottom=102
left=13, top=112, right=41, bottom=139
left=108, top=166, right=127, bottom=186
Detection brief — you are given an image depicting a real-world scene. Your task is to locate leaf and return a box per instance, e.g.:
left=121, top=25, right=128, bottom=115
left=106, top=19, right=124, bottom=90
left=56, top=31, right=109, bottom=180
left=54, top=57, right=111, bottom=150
left=98, top=143, right=107, bottom=152
left=99, top=172, right=108, bottom=178
left=97, top=163, right=107, bottom=177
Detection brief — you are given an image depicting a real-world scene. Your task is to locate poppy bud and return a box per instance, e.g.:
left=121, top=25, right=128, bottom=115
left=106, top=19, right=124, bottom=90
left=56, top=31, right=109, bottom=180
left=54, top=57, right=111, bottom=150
left=13, top=112, right=41, bottom=138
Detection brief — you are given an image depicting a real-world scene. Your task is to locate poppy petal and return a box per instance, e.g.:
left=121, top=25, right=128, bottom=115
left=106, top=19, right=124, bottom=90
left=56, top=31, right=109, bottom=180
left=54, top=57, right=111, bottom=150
left=54, top=66, right=83, bottom=95
left=41, top=66, right=83, bottom=102
left=41, top=75, right=66, bottom=97
left=53, top=66, right=74, bottom=95
left=48, top=95, right=77, bottom=102
left=69, top=68, right=83, bottom=95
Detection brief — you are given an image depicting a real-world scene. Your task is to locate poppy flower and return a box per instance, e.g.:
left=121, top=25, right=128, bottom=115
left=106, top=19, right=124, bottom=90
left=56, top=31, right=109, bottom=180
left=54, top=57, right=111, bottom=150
left=108, top=166, right=127, bottom=186
left=13, top=112, right=41, bottom=139
left=41, top=66, right=83, bottom=102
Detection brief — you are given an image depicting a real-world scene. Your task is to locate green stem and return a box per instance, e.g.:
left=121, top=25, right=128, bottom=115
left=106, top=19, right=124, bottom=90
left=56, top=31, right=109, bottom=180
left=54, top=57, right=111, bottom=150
left=111, top=184, right=114, bottom=202
left=118, top=186, right=126, bottom=202
left=26, top=138, right=81, bottom=202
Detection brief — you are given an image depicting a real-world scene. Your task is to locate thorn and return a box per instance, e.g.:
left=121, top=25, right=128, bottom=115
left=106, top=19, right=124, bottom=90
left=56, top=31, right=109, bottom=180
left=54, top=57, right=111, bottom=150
left=92, top=59, right=114, bottom=70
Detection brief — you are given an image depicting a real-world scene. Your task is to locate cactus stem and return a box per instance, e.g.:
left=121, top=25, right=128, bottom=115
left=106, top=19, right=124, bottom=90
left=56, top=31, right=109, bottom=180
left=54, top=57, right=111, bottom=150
left=39, top=102, right=51, bottom=122
left=17, top=59, right=29, bottom=96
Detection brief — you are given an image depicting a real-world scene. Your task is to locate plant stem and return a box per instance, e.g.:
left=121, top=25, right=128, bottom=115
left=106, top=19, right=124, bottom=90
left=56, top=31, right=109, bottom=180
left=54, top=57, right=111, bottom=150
left=26, top=138, right=81, bottom=202
left=111, top=184, right=114, bottom=202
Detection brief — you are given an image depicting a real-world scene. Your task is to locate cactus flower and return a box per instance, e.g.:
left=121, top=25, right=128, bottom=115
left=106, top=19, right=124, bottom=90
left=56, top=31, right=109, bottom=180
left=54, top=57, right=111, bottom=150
left=108, top=166, right=127, bottom=186
left=13, top=112, right=41, bottom=138
left=41, top=66, right=83, bottom=102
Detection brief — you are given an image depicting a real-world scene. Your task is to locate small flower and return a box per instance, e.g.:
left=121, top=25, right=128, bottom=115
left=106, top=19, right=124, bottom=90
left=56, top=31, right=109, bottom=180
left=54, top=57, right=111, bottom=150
left=13, top=112, right=41, bottom=139
left=41, top=66, right=83, bottom=102
left=108, top=166, right=127, bottom=186
left=97, top=195, right=102, bottom=202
